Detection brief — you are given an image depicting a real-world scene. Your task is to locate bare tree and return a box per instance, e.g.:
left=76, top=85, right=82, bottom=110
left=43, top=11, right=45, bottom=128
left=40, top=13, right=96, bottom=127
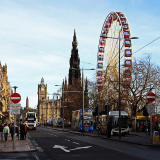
left=127, top=56, right=160, bottom=118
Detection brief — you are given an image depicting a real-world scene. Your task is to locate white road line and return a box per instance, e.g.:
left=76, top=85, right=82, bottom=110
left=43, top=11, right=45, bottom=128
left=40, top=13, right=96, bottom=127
left=53, top=145, right=70, bottom=152
left=53, top=145, right=92, bottom=153
left=70, top=146, right=92, bottom=151
left=72, top=142, right=80, bottom=145
left=48, top=133, right=57, bottom=137
left=65, top=139, right=71, bottom=141
left=36, top=146, right=44, bottom=152
left=33, top=153, right=40, bottom=160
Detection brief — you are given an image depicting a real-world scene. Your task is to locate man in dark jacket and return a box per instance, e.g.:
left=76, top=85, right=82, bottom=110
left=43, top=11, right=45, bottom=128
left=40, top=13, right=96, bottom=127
left=107, top=117, right=113, bottom=138
left=0, top=123, right=4, bottom=141
left=10, top=123, right=14, bottom=141
left=20, top=123, right=25, bottom=140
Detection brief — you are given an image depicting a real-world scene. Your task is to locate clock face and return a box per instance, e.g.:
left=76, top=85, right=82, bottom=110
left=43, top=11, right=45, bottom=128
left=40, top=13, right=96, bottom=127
left=41, top=88, right=44, bottom=91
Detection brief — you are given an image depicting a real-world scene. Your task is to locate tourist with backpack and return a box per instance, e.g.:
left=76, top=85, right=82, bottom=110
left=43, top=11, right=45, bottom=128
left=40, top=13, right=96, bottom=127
left=3, top=124, right=10, bottom=142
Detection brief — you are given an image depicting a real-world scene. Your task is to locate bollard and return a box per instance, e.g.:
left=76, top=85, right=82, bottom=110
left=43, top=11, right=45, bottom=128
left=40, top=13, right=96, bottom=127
left=152, top=131, right=159, bottom=145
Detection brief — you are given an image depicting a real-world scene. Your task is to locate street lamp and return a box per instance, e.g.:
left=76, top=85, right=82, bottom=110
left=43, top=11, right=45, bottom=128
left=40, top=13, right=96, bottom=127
left=101, top=33, right=138, bottom=139
left=71, top=67, right=96, bottom=132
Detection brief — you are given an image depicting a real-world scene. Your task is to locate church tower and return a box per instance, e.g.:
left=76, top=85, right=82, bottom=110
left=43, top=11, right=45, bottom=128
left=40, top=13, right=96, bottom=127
left=68, top=30, right=81, bottom=87
left=26, top=97, right=29, bottom=111
left=38, top=77, right=47, bottom=102
left=37, top=77, right=47, bottom=122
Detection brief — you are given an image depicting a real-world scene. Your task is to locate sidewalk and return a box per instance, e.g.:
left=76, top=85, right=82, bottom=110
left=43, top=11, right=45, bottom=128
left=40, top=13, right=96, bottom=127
left=0, top=134, right=36, bottom=153
left=43, top=126, right=160, bottom=147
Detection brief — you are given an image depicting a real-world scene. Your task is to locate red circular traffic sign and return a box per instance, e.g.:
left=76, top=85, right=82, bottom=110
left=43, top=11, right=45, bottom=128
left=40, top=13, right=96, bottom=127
left=146, top=92, right=155, bottom=102
left=10, top=93, right=21, bottom=104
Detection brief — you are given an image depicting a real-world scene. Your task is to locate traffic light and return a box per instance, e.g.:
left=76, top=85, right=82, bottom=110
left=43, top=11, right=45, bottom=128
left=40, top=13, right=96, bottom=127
left=154, top=116, right=158, bottom=121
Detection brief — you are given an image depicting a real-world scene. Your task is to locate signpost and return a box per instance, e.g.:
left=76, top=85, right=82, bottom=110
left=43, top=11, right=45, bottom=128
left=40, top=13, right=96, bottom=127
left=10, top=88, right=21, bottom=150
left=10, top=93, right=21, bottom=104
left=146, top=91, right=156, bottom=141
left=9, top=103, right=21, bottom=115
left=147, top=92, right=155, bottom=103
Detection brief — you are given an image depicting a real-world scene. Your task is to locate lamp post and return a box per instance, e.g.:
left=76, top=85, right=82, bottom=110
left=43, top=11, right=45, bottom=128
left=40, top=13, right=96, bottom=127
left=12, top=86, right=18, bottom=150
left=54, top=85, right=65, bottom=129
left=101, top=33, right=138, bottom=139
left=72, top=67, right=95, bottom=132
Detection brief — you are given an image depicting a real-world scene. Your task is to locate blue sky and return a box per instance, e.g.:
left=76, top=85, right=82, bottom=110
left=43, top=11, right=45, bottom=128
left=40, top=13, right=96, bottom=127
left=0, top=0, right=160, bottom=108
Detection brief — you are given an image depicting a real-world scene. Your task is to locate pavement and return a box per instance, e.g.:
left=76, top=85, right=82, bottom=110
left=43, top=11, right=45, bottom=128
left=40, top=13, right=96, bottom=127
left=0, top=126, right=159, bottom=153
left=0, top=133, right=36, bottom=153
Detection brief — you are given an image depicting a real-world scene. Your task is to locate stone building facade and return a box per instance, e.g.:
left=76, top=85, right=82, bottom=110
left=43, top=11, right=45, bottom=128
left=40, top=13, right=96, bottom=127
left=0, top=63, right=11, bottom=120
left=37, top=78, right=61, bottom=124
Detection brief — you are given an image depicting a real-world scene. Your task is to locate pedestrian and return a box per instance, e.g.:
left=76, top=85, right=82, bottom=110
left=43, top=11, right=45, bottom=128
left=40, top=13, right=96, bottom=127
left=20, top=123, right=25, bottom=140
left=16, top=124, right=20, bottom=140
left=107, top=117, right=113, bottom=138
left=147, top=120, right=150, bottom=135
left=10, top=123, right=14, bottom=141
left=24, top=124, right=27, bottom=139
left=158, top=122, right=160, bottom=136
left=0, top=123, right=4, bottom=141
left=3, top=124, right=10, bottom=142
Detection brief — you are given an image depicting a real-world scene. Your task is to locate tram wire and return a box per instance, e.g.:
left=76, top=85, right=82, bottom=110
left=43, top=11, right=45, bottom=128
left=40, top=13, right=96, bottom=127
left=133, top=36, right=160, bottom=54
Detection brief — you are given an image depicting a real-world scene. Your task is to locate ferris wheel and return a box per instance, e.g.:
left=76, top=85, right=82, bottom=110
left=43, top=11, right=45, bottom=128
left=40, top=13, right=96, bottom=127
left=96, top=11, right=132, bottom=104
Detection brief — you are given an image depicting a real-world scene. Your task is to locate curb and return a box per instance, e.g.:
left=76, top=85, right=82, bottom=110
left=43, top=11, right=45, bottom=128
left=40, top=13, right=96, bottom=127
left=0, top=148, right=37, bottom=153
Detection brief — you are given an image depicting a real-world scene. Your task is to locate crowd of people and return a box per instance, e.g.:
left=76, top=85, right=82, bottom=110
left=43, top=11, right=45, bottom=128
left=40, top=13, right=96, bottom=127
left=0, top=122, right=27, bottom=142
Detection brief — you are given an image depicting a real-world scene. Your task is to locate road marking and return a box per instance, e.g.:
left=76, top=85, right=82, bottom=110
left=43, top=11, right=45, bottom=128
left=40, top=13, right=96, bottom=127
left=36, top=146, right=44, bottom=152
left=33, top=153, right=40, bottom=160
left=31, top=140, right=44, bottom=152
left=53, top=145, right=92, bottom=152
left=48, top=133, right=57, bottom=137
left=70, top=146, right=92, bottom=151
left=53, top=145, right=70, bottom=152
left=65, top=139, right=70, bottom=141
left=72, top=142, right=80, bottom=145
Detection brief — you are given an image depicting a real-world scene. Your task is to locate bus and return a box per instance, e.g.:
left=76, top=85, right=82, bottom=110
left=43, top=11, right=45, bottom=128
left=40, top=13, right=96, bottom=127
left=72, top=108, right=94, bottom=132
left=98, top=111, right=129, bottom=135
left=25, top=112, right=37, bottom=130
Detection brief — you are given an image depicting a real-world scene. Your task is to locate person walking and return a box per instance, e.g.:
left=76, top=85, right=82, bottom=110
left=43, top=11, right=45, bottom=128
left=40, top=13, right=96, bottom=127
left=3, top=124, right=10, bottom=142
left=24, top=124, right=27, bottom=139
left=15, top=124, right=20, bottom=140
left=0, top=123, right=4, bottom=141
left=107, top=117, right=113, bottom=138
left=10, top=123, right=14, bottom=141
left=20, top=123, right=25, bottom=140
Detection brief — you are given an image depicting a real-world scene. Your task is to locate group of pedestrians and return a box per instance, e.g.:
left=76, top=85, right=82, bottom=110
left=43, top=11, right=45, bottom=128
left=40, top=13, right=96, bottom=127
left=0, top=122, right=27, bottom=142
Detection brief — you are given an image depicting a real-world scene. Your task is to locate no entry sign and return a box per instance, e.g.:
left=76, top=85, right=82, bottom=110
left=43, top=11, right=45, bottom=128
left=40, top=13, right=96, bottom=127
left=146, top=92, right=155, bottom=103
left=10, top=93, right=21, bottom=104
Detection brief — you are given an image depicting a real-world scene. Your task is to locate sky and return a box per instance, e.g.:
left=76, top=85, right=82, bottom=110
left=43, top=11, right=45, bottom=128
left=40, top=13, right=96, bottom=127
left=0, top=0, right=160, bottom=108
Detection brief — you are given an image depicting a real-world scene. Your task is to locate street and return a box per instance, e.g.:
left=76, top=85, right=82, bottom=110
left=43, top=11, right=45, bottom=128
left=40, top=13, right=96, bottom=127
left=29, top=127, right=160, bottom=160
left=1, top=127, right=160, bottom=160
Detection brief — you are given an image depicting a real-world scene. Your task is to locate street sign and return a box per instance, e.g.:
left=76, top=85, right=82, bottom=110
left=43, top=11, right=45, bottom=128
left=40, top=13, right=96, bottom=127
left=10, top=93, right=21, bottom=104
left=9, top=103, right=21, bottom=115
left=146, top=103, right=155, bottom=115
left=146, top=92, right=155, bottom=103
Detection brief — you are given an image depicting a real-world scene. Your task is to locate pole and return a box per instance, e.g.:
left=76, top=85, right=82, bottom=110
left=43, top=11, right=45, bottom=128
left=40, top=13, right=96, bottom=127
left=150, top=113, right=153, bottom=144
left=62, top=89, right=64, bottom=130
left=118, top=31, right=121, bottom=140
left=12, top=86, right=17, bottom=150
left=82, top=68, right=84, bottom=132
left=13, top=114, right=16, bottom=150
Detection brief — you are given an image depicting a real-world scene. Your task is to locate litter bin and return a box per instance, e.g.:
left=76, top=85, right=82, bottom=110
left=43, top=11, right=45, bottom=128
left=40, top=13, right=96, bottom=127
left=153, top=131, right=159, bottom=144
